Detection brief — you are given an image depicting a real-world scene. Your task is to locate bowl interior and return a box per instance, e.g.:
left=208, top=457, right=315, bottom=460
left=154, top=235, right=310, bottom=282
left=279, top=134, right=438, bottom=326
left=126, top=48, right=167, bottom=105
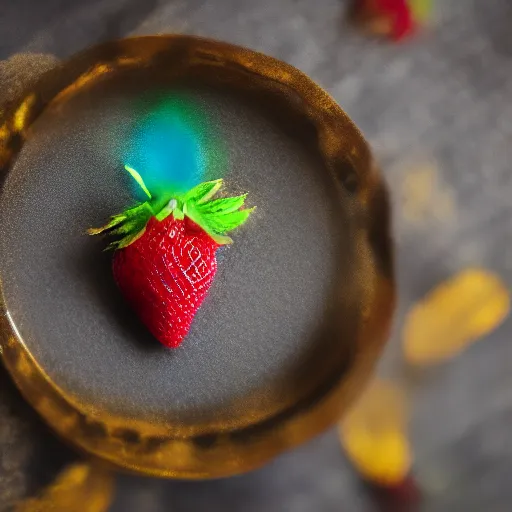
left=0, top=66, right=357, bottom=433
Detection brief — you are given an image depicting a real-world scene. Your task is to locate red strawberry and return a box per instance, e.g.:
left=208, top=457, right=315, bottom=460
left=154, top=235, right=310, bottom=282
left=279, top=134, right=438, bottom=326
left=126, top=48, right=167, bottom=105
left=88, top=166, right=254, bottom=348
left=354, top=0, right=417, bottom=41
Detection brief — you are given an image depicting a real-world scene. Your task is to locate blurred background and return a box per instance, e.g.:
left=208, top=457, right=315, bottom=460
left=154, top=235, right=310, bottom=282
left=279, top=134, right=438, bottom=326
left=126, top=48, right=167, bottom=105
left=1, top=1, right=512, bottom=510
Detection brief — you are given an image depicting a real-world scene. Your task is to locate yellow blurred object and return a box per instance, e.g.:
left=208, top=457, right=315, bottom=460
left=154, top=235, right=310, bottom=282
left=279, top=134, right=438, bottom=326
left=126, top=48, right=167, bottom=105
left=401, top=162, right=455, bottom=225
left=403, top=268, right=510, bottom=365
left=16, top=463, right=114, bottom=512
left=339, top=380, right=411, bottom=486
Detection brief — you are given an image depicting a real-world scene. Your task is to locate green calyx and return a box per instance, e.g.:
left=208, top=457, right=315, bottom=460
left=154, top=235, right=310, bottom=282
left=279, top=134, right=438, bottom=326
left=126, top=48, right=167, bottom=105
left=87, top=165, right=255, bottom=249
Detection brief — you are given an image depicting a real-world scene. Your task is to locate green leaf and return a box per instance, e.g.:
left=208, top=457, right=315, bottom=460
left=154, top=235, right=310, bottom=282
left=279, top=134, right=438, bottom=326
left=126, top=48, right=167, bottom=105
left=124, top=165, right=152, bottom=199
left=116, top=227, right=147, bottom=249
left=173, top=207, right=185, bottom=220
left=110, top=215, right=146, bottom=236
left=106, top=226, right=147, bottom=250
left=126, top=201, right=154, bottom=220
left=203, top=208, right=255, bottom=234
left=88, top=201, right=153, bottom=250
left=155, top=199, right=175, bottom=221
left=197, top=194, right=247, bottom=215
left=87, top=213, right=126, bottom=235
left=114, top=202, right=153, bottom=231
left=208, top=232, right=233, bottom=245
left=183, top=179, right=223, bottom=204
left=183, top=204, right=233, bottom=245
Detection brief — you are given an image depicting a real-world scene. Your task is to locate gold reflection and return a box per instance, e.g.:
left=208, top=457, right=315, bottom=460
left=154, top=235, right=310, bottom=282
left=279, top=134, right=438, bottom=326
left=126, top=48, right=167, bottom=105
left=52, top=64, right=112, bottom=105
left=0, top=123, right=8, bottom=141
left=13, top=94, right=36, bottom=133
left=15, top=463, right=114, bottom=512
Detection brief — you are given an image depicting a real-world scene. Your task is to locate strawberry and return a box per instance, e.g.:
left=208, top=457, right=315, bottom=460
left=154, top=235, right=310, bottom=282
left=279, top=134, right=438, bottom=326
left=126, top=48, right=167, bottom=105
left=354, top=0, right=420, bottom=41
left=88, top=165, right=254, bottom=348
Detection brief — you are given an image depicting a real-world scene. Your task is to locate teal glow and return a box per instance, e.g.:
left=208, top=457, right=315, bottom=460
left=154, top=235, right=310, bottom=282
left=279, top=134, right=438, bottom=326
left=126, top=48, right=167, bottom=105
left=124, top=95, right=227, bottom=201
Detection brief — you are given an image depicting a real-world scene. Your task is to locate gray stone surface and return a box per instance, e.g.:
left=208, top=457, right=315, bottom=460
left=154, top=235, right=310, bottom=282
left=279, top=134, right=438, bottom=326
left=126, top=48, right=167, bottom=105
left=1, top=0, right=512, bottom=511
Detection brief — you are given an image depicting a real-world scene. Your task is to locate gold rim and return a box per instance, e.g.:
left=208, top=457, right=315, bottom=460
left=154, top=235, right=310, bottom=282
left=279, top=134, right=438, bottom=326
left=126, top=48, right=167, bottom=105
left=0, top=35, right=395, bottom=478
